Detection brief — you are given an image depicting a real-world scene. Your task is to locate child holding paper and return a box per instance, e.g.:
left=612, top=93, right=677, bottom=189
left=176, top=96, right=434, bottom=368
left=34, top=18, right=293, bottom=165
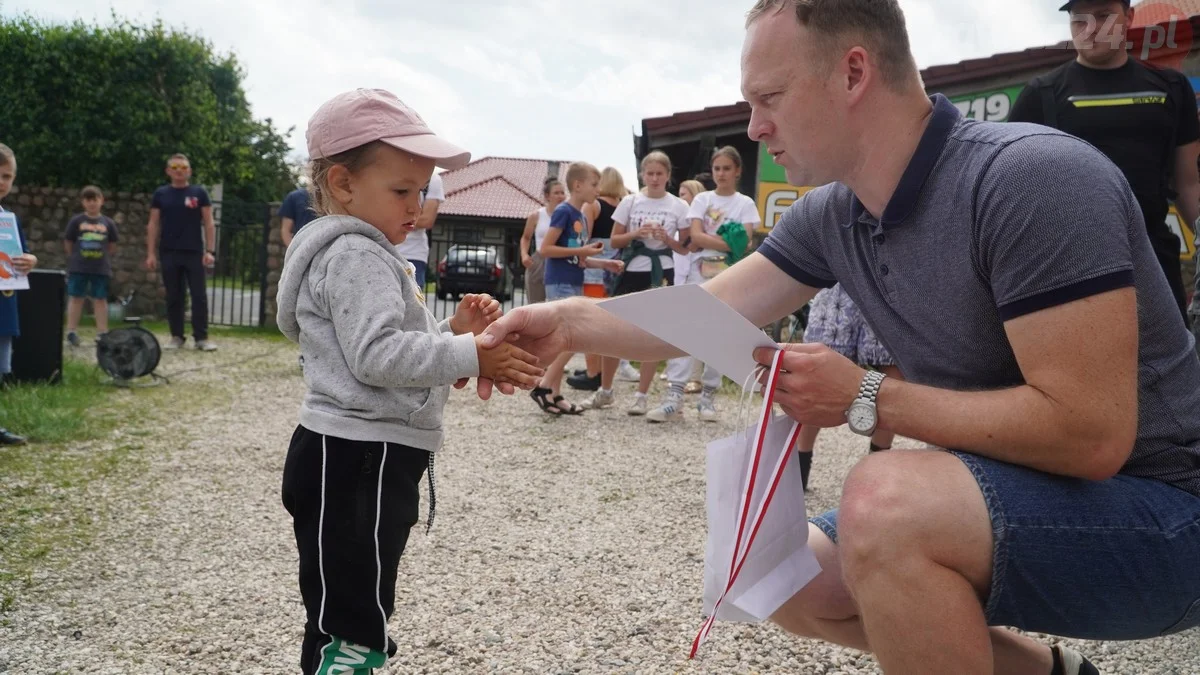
left=0, top=142, right=38, bottom=446
left=528, top=161, right=624, bottom=415
left=275, top=88, right=545, bottom=674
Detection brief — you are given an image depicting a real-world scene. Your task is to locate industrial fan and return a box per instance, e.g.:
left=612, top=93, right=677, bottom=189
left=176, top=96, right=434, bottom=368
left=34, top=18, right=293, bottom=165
left=96, top=324, right=166, bottom=387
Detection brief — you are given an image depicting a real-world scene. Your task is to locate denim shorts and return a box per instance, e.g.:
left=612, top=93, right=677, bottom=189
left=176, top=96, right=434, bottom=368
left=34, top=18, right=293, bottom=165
left=545, top=283, right=582, bottom=301
left=810, top=450, right=1200, bottom=640
left=67, top=273, right=110, bottom=299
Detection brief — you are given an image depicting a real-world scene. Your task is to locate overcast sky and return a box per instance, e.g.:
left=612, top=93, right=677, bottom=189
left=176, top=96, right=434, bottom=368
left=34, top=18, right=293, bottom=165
left=4, top=0, right=1068, bottom=190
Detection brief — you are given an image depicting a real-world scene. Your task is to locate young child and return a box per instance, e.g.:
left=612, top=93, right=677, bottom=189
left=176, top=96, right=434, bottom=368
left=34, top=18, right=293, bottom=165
left=652, top=146, right=761, bottom=424
left=528, top=161, right=624, bottom=415
left=0, top=142, right=37, bottom=445
left=64, top=185, right=119, bottom=346
left=275, top=88, right=545, bottom=675
left=580, top=151, right=690, bottom=414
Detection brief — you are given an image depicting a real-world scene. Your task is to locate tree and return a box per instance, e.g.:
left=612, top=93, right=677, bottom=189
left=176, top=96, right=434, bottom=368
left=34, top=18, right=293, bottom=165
left=0, top=14, right=297, bottom=202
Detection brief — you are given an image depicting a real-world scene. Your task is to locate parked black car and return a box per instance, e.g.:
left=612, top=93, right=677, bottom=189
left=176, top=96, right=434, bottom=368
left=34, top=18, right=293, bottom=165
left=435, top=245, right=515, bottom=302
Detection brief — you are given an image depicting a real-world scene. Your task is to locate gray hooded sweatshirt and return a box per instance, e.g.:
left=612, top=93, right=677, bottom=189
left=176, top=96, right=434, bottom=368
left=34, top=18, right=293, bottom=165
left=276, top=215, right=479, bottom=451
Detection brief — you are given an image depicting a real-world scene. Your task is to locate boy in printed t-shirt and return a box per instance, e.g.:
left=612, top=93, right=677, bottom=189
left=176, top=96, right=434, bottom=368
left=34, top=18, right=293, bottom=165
left=64, top=185, right=119, bottom=346
left=528, top=161, right=624, bottom=415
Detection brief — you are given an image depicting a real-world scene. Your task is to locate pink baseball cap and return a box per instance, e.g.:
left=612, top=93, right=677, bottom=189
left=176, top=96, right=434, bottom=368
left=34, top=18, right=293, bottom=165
left=306, top=88, right=471, bottom=169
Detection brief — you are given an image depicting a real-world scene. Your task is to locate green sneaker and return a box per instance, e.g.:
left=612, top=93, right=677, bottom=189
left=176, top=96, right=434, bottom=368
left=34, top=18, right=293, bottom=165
left=315, top=637, right=388, bottom=674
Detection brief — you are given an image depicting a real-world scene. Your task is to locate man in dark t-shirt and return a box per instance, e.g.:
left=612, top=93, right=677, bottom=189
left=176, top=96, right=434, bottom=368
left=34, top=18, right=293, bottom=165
left=1009, top=0, right=1200, bottom=328
left=144, top=153, right=218, bottom=351
left=279, top=187, right=316, bottom=247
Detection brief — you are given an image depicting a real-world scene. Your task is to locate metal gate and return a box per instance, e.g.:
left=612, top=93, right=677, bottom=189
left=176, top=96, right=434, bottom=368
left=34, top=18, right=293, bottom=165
left=209, top=199, right=271, bottom=327
left=425, top=230, right=527, bottom=322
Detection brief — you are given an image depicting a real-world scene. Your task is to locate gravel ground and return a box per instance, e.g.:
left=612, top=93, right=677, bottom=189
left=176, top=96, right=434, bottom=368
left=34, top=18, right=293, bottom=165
left=0, top=336, right=1197, bottom=674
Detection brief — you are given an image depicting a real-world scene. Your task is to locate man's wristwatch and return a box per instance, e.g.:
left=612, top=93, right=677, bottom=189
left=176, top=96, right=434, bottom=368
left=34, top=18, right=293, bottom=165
left=845, top=370, right=886, bottom=436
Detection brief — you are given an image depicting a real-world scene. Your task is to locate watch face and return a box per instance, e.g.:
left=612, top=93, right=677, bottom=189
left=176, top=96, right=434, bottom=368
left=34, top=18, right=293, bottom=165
left=848, top=402, right=875, bottom=432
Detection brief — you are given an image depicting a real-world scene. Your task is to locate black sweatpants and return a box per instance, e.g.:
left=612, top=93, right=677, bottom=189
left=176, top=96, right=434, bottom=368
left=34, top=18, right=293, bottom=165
left=281, top=425, right=430, bottom=674
left=160, top=249, right=209, bottom=341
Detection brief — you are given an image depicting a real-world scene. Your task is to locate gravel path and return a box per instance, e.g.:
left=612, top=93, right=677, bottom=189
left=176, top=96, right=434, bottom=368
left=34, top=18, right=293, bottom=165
left=0, top=338, right=1196, bottom=673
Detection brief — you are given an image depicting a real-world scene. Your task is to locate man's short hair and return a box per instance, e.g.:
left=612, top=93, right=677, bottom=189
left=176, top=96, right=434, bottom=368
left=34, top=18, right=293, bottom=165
left=745, top=0, right=920, bottom=90
left=167, top=153, right=190, bottom=166
left=80, top=185, right=104, bottom=200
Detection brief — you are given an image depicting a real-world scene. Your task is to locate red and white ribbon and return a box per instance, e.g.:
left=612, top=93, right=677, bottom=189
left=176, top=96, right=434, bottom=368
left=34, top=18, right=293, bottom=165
left=690, top=348, right=802, bottom=659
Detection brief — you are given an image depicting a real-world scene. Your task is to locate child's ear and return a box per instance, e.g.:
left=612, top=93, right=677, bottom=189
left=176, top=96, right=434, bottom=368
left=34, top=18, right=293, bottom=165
left=326, top=165, right=355, bottom=205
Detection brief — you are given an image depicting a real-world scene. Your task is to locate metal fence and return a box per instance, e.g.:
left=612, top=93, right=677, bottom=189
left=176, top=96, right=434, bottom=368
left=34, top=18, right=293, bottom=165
left=208, top=200, right=271, bottom=327
left=424, top=232, right=528, bottom=321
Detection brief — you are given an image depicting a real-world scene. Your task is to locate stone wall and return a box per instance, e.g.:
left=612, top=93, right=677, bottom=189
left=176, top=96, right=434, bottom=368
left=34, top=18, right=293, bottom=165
left=6, top=185, right=285, bottom=326
left=262, top=205, right=283, bottom=327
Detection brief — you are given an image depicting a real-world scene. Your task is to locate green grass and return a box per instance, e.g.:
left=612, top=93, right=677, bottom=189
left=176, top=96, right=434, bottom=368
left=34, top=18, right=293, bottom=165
left=208, top=274, right=263, bottom=291
left=0, top=360, right=120, bottom=444
left=0, top=358, right=145, bottom=611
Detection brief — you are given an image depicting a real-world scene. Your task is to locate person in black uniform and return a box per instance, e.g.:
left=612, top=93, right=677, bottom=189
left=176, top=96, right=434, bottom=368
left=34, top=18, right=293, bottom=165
left=1009, top=0, right=1200, bottom=328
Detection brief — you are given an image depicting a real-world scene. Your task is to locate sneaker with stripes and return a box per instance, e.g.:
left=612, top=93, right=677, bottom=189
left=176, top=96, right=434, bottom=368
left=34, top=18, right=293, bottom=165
left=647, top=392, right=684, bottom=423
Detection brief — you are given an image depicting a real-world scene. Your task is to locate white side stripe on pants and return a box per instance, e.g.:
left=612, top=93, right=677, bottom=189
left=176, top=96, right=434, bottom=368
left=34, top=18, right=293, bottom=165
left=375, top=442, right=389, bottom=650
left=317, top=435, right=329, bottom=635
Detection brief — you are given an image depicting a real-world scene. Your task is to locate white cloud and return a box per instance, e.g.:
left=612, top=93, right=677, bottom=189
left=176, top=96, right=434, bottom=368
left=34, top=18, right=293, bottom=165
left=3, top=0, right=1069, bottom=191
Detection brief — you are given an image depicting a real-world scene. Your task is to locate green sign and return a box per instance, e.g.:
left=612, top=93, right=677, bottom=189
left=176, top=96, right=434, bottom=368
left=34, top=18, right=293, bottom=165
left=758, top=142, right=788, bottom=183
left=947, top=84, right=1026, bottom=122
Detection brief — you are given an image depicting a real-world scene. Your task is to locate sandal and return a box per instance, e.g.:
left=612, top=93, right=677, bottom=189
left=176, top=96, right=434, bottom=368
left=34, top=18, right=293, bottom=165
left=530, top=387, right=563, bottom=415
left=551, top=395, right=584, bottom=415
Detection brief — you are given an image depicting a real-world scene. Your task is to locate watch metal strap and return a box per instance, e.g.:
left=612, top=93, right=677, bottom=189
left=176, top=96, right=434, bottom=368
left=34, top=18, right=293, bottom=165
left=857, top=370, right=884, bottom=404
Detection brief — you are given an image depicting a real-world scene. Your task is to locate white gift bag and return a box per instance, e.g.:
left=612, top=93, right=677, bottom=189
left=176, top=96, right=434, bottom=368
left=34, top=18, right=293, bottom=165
left=691, top=350, right=823, bottom=657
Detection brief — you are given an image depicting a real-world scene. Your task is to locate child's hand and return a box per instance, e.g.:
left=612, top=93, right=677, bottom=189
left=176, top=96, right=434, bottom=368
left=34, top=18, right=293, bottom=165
left=449, top=293, right=502, bottom=336
left=475, top=335, right=543, bottom=389
left=601, top=259, right=624, bottom=274
left=580, top=241, right=605, bottom=258
left=12, top=254, right=36, bottom=274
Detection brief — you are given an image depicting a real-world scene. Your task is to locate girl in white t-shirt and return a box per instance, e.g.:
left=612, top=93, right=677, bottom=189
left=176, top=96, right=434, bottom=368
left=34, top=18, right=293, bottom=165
left=519, top=177, right=565, bottom=304
left=648, top=147, right=761, bottom=424
left=580, top=151, right=690, bottom=414
left=674, top=179, right=706, bottom=285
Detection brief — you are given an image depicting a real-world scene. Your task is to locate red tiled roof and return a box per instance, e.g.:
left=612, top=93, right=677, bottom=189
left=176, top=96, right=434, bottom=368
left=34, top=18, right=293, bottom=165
left=439, top=157, right=570, bottom=220
left=1133, top=0, right=1200, bottom=25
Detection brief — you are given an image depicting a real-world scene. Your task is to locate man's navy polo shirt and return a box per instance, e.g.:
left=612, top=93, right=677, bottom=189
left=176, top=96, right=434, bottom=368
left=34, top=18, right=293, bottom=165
left=759, top=94, right=1200, bottom=496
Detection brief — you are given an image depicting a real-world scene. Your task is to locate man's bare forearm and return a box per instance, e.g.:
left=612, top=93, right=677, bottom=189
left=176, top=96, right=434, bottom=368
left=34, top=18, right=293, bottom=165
left=146, top=216, right=159, bottom=254
left=1175, top=184, right=1200, bottom=244
left=558, top=296, right=686, bottom=361
left=877, top=379, right=1127, bottom=479
left=560, top=253, right=820, bottom=361
left=878, top=289, right=1137, bottom=480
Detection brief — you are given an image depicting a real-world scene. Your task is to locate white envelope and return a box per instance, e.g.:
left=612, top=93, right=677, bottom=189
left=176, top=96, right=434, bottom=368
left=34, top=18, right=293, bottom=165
left=597, top=284, right=777, bottom=386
